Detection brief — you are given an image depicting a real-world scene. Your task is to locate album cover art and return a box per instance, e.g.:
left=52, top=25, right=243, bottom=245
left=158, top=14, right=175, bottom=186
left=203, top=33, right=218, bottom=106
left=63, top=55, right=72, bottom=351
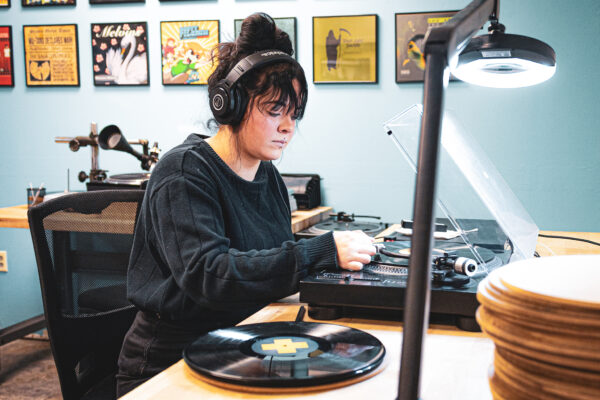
left=90, top=0, right=142, bottom=4
left=22, top=0, right=75, bottom=6
left=91, top=22, right=149, bottom=86
left=23, top=24, right=79, bottom=87
left=160, top=20, right=219, bottom=85
left=313, top=15, right=378, bottom=83
left=0, top=26, right=14, bottom=86
left=395, top=11, right=457, bottom=83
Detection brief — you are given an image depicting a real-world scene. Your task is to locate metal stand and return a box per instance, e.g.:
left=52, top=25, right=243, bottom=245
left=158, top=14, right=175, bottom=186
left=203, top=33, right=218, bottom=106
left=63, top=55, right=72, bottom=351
left=396, top=1, right=497, bottom=399
left=0, top=314, right=45, bottom=346
left=397, top=52, right=447, bottom=400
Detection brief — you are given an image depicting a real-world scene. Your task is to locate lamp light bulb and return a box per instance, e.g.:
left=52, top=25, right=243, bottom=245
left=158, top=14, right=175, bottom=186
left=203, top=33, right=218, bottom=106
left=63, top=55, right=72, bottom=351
left=451, top=57, right=556, bottom=88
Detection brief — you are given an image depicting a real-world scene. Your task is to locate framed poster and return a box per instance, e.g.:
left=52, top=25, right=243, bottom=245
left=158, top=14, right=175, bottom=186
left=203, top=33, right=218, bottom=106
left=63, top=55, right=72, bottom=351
left=23, top=24, right=79, bottom=87
left=160, top=20, right=219, bottom=85
left=91, top=22, right=149, bottom=86
left=0, top=0, right=10, bottom=8
left=90, top=0, right=143, bottom=4
left=234, top=17, right=297, bottom=59
left=0, top=26, right=14, bottom=86
left=313, top=14, right=377, bottom=84
left=22, top=0, right=75, bottom=6
left=395, top=11, right=457, bottom=83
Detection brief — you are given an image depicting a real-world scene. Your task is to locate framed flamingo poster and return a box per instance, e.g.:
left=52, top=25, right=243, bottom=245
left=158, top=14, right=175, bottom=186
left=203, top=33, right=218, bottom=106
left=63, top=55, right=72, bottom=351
left=91, top=22, right=149, bottom=86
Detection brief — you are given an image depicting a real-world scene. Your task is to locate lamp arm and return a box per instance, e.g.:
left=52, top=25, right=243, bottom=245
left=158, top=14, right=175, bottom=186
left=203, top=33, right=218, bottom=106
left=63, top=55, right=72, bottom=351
left=397, top=1, right=497, bottom=400
left=397, top=51, right=447, bottom=400
left=424, top=0, right=496, bottom=65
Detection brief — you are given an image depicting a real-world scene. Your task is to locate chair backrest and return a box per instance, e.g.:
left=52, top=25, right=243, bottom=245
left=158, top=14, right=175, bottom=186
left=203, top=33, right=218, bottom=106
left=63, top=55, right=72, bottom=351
left=28, top=190, right=144, bottom=400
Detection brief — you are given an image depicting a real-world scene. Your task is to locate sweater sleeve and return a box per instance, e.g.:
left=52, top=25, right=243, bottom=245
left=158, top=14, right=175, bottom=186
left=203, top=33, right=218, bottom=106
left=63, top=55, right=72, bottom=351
left=149, top=175, right=337, bottom=308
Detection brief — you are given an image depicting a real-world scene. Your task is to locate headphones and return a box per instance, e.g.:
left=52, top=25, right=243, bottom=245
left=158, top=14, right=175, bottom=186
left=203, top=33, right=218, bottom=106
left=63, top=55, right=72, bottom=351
left=209, top=50, right=298, bottom=126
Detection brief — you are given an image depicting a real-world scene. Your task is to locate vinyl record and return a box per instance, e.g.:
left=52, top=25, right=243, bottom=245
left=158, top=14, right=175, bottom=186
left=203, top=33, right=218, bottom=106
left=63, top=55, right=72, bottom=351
left=183, top=321, right=385, bottom=388
left=307, top=220, right=385, bottom=236
left=377, top=240, right=501, bottom=268
left=105, top=172, right=151, bottom=185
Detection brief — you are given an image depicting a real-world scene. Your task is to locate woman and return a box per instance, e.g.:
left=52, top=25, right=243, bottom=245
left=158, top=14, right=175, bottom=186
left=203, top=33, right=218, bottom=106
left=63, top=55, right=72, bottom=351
left=116, top=13, right=375, bottom=396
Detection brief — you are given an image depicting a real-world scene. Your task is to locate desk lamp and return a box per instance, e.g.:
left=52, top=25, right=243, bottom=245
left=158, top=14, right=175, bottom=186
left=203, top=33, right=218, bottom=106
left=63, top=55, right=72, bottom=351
left=397, top=1, right=555, bottom=399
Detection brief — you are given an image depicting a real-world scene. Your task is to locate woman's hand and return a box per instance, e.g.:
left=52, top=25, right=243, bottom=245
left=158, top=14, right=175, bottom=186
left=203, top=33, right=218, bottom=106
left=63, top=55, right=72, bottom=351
left=332, top=230, right=377, bottom=271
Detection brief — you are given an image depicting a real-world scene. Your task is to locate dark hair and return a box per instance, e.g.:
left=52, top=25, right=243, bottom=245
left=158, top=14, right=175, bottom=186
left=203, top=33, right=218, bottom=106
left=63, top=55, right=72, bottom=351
left=208, top=13, right=308, bottom=127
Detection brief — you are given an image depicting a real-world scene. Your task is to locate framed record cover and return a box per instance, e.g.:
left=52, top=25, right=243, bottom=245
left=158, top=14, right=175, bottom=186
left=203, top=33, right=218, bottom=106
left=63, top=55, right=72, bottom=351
left=234, top=17, right=297, bottom=59
left=91, top=22, right=149, bottom=86
left=23, top=24, right=80, bottom=87
left=22, top=0, right=75, bottom=6
left=90, top=0, right=143, bottom=4
left=312, top=14, right=378, bottom=84
left=160, top=20, right=219, bottom=85
left=0, top=26, right=14, bottom=86
left=395, top=11, right=457, bottom=83
left=0, top=0, right=10, bottom=8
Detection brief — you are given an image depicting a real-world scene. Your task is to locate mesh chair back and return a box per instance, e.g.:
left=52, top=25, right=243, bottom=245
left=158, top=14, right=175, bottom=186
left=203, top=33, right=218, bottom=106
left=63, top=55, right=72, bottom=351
left=28, top=190, right=144, bottom=400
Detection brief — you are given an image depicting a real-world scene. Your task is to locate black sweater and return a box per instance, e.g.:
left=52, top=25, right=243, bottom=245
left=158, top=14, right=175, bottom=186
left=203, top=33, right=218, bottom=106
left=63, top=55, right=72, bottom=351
left=127, top=134, right=337, bottom=326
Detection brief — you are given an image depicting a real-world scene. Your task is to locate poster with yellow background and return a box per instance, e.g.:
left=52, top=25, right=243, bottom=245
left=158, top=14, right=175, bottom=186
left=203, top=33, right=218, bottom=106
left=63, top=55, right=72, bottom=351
left=313, top=15, right=377, bottom=83
left=160, top=20, right=219, bottom=85
left=24, top=24, right=79, bottom=86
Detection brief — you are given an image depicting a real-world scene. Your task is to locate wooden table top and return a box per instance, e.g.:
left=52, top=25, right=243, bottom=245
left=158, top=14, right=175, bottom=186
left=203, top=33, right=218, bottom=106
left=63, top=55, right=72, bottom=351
left=0, top=204, right=29, bottom=229
left=120, top=297, right=494, bottom=400
left=0, top=203, right=332, bottom=235
left=119, top=230, right=600, bottom=400
left=3, top=202, right=597, bottom=253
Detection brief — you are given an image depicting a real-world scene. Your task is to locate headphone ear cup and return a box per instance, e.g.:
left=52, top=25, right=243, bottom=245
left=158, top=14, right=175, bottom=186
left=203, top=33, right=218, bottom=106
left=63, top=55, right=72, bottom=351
left=209, top=83, right=231, bottom=125
left=229, top=85, right=249, bottom=126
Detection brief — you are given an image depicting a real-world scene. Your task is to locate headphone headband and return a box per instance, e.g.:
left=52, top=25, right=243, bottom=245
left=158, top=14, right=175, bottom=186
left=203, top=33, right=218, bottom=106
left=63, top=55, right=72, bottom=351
left=222, top=50, right=296, bottom=88
left=209, top=49, right=298, bottom=125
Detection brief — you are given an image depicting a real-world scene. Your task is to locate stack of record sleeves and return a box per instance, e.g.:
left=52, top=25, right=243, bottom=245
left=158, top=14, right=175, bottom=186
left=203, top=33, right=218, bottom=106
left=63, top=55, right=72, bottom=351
left=476, top=255, right=600, bottom=400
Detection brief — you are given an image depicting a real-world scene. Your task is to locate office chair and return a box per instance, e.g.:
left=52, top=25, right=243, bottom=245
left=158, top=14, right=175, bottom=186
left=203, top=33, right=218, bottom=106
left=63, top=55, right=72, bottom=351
left=28, top=190, right=144, bottom=400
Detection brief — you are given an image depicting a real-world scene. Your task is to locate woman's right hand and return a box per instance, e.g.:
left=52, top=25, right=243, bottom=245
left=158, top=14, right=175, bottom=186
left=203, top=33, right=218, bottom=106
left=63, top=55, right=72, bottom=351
left=332, top=230, right=377, bottom=271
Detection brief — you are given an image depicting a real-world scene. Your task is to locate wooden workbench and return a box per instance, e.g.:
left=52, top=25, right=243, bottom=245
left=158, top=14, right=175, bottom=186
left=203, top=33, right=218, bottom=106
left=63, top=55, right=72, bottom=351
left=0, top=204, right=29, bottom=229
left=0, top=204, right=333, bottom=234
left=119, top=232, right=600, bottom=400
left=120, top=297, right=494, bottom=400
left=2, top=202, right=596, bottom=255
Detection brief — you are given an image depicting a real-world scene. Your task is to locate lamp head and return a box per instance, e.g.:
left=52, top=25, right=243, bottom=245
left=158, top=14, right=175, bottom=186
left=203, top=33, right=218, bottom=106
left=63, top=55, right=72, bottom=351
left=98, top=124, right=138, bottom=157
left=451, top=22, right=556, bottom=88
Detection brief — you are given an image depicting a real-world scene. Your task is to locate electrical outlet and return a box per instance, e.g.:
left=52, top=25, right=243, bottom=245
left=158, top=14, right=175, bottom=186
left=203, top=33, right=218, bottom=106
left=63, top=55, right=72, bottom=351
left=0, top=251, right=7, bottom=272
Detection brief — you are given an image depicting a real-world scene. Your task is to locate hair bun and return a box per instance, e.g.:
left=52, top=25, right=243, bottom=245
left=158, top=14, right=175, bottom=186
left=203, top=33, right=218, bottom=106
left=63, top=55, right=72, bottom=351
left=237, top=12, right=292, bottom=55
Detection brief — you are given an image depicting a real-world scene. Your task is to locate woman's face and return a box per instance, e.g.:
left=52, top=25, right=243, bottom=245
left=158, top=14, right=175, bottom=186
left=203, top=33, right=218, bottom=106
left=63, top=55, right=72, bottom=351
left=237, top=79, right=301, bottom=163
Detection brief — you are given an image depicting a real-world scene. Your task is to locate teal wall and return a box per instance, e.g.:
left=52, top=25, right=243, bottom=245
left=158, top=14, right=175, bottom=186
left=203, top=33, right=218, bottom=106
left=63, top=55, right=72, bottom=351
left=0, top=1, right=598, bottom=327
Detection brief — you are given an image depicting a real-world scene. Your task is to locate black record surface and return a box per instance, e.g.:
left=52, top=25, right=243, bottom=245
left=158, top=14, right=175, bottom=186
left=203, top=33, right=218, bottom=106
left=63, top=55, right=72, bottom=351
left=307, top=220, right=385, bottom=236
left=183, top=321, right=385, bottom=387
left=377, top=240, right=499, bottom=266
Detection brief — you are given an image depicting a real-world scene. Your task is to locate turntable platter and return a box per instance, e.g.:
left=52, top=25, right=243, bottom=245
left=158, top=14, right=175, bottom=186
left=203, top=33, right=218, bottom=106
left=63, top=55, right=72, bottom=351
left=301, top=220, right=386, bottom=237
left=104, top=172, right=151, bottom=185
left=86, top=172, right=151, bottom=191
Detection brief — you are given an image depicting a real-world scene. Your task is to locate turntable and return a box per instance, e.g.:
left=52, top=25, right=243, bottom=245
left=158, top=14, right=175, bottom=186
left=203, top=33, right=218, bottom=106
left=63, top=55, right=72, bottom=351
left=86, top=172, right=152, bottom=191
left=300, top=105, right=540, bottom=331
left=55, top=122, right=160, bottom=191
left=295, top=212, right=389, bottom=239
left=299, top=218, right=512, bottom=331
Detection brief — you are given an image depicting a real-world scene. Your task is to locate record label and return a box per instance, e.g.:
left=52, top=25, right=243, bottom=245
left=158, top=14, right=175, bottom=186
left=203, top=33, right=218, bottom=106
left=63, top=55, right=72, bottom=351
left=251, top=336, right=319, bottom=359
left=183, top=321, right=385, bottom=388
